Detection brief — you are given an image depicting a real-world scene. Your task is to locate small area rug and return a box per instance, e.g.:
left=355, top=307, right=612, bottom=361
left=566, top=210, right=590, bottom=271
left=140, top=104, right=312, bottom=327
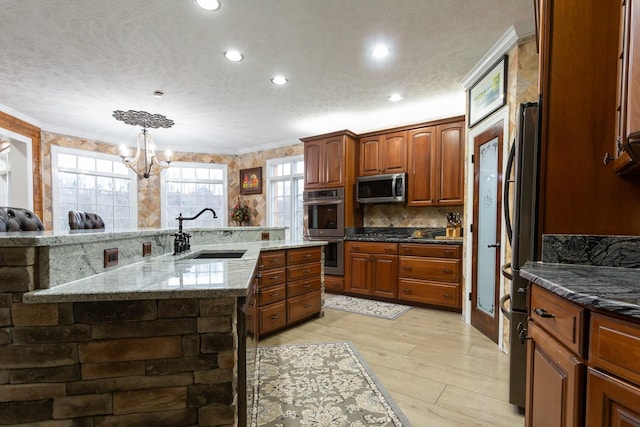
left=250, top=342, right=411, bottom=427
left=324, top=295, right=412, bottom=320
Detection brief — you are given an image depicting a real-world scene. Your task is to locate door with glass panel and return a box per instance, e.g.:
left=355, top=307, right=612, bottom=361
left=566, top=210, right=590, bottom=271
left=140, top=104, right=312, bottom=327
left=471, top=124, right=503, bottom=343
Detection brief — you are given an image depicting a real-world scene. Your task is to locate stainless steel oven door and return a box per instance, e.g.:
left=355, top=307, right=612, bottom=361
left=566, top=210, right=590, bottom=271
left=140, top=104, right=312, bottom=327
left=303, top=198, right=345, bottom=238
left=307, top=237, right=344, bottom=276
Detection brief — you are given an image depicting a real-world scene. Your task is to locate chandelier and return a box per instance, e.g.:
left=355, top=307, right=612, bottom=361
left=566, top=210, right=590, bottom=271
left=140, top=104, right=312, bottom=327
left=113, top=110, right=174, bottom=179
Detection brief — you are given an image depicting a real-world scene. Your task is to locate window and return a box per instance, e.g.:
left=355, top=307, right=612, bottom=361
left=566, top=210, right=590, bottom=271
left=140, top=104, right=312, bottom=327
left=161, top=162, right=228, bottom=229
left=52, top=146, right=137, bottom=231
left=266, top=156, right=304, bottom=240
left=0, top=148, right=9, bottom=206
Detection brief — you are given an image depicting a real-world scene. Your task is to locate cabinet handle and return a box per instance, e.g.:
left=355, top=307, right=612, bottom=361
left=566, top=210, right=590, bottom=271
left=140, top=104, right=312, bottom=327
left=403, top=266, right=412, bottom=271
left=304, top=304, right=312, bottom=308
left=269, top=314, right=280, bottom=320
left=270, top=258, right=280, bottom=263
left=443, top=293, right=452, bottom=299
left=269, top=275, right=280, bottom=280
left=303, top=284, right=311, bottom=288
left=402, top=289, right=412, bottom=294
left=353, top=246, right=360, bottom=251
left=517, top=322, right=530, bottom=343
left=533, top=308, right=555, bottom=318
left=258, top=265, right=264, bottom=269
left=443, top=269, right=453, bottom=274
left=403, top=249, right=412, bottom=254
left=384, top=248, right=393, bottom=252
left=254, top=273, right=262, bottom=279
left=443, top=250, right=453, bottom=255
left=270, top=292, right=280, bottom=297
left=303, top=269, right=311, bottom=273
left=304, top=254, right=311, bottom=258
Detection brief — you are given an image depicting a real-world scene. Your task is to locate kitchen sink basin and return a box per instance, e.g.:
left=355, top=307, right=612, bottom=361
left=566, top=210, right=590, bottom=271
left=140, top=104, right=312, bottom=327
left=185, top=250, right=246, bottom=260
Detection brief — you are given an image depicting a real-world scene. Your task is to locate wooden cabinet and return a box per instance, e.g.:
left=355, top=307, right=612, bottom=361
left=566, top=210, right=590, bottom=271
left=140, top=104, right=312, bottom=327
left=526, top=322, right=585, bottom=427
left=397, top=243, right=462, bottom=310
left=345, top=242, right=398, bottom=298
left=526, top=285, right=586, bottom=427
left=256, top=247, right=322, bottom=336
left=358, top=131, right=407, bottom=176
left=324, top=275, right=344, bottom=292
left=608, top=0, right=640, bottom=174
left=302, top=131, right=358, bottom=189
left=407, top=121, right=464, bottom=206
left=586, top=314, right=640, bottom=426
left=526, top=284, right=640, bottom=427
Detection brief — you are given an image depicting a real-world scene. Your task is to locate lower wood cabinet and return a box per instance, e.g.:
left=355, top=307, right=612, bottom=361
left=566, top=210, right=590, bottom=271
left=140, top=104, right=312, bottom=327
left=343, top=241, right=462, bottom=310
left=345, top=242, right=398, bottom=298
left=527, top=284, right=640, bottom=427
left=256, top=247, right=322, bottom=336
left=324, top=275, right=344, bottom=292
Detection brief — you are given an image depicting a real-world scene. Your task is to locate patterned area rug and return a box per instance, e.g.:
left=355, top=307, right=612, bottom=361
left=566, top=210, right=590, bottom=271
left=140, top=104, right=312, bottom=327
left=250, top=342, right=411, bottom=427
left=323, top=295, right=412, bottom=320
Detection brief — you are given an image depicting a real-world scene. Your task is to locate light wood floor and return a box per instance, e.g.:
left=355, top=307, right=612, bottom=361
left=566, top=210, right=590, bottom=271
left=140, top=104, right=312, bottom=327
left=259, top=304, right=525, bottom=426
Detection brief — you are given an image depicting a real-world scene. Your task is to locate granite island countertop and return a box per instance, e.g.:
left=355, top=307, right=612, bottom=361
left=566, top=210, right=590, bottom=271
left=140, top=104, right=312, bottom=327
left=520, top=261, right=640, bottom=319
left=23, top=240, right=325, bottom=303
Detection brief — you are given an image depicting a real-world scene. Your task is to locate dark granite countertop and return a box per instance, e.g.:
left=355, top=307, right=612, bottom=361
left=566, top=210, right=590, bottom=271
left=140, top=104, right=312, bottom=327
left=344, top=227, right=463, bottom=245
left=520, top=261, right=640, bottom=319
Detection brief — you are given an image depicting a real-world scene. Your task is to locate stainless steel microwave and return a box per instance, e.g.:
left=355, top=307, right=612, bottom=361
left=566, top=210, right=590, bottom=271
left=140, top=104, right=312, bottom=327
left=356, top=173, right=406, bottom=203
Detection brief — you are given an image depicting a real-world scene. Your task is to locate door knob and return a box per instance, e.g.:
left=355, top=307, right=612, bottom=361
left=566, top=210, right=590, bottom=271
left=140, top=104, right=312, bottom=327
left=487, top=242, right=501, bottom=248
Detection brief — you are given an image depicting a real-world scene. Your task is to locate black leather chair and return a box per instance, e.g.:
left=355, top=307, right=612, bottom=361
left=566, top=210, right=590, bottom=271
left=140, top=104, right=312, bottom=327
left=0, top=207, right=45, bottom=232
left=68, top=211, right=105, bottom=230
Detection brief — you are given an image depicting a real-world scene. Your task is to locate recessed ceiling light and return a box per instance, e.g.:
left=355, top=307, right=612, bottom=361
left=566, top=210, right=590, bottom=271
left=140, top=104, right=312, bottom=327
left=372, top=44, right=390, bottom=59
left=153, top=90, right=164, bottom=98
left=388, top=94, right=402, bottom=102
left=194, top=0, right=221, bottom=11
left=224, top=50, right=244, bottom=62
left=271, top=75, right=288, bottom=85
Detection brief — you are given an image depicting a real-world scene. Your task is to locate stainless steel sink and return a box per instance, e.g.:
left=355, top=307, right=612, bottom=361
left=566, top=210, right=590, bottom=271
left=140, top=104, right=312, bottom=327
left=184, top=250, right=246, bottom=260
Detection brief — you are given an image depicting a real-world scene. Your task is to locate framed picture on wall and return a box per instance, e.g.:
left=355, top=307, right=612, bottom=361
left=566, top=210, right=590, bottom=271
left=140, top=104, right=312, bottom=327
left=468, top=55, right=508, bottom=128
left=240, top=167, right=262, bottom=195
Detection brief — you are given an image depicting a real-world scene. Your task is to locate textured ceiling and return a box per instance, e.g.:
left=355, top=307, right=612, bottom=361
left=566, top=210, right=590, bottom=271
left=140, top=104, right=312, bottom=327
left=0, top=0, right=534, bottom=154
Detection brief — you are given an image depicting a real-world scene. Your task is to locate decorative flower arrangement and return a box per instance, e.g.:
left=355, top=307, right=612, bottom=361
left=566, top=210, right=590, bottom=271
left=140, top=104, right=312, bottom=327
left=230, top=197, right=251, bottom=226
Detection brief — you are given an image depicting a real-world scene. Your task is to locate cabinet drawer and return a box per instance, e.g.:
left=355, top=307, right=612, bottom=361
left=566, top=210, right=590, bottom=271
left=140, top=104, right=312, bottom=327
left=288, top=276, right=322, bottom=298
left=257, top=283, right=286, bottom=306
left=288, top=262, right=321, bottom=281
left=398, top=257, right=459, bottom=283
left=258, top=250, right=286, bottom=269
left=258, top=267, right=286, bottom=287
left=288, top=247, right=321, bottom=265
left=346, top=242, right=398, bottom=255
left=324, top=275, right=344, bottom=292
left=287, top=290, right=321, bottom=324
left=530, top=285, right=587, bottom=357
left=398, top=243, right=460, bottom=259
left=398, top=278, right=460, bottom=309
left=590, top=313, right=640, bottom=385
left=259, top=302, right=286, bottom=335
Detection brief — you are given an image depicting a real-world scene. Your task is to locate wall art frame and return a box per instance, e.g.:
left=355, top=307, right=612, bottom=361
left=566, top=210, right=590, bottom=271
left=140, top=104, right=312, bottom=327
left=468, top=55, right=508, bottom=128
left=240, top=166, right=262, bottom=195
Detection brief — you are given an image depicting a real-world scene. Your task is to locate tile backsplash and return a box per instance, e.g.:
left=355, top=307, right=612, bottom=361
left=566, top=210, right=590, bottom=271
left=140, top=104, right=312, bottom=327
left=363, top=204, right=462, bottom=228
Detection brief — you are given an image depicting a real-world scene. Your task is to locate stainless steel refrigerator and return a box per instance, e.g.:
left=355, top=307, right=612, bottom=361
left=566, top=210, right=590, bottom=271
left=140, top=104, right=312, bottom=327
left=501, top=101, right=540, bottom=409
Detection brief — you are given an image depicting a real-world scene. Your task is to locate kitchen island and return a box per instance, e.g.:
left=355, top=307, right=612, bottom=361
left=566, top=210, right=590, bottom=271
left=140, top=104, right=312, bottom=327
left=0, top=228, right=325, bottom=427
left=520, top=236, right=640, bottom=427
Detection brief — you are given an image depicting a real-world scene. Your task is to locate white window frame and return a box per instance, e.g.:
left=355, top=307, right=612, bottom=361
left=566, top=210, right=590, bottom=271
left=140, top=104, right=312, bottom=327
left=51, top=145, right=138, bottom=231
left=160, top=161, right=229, bottom=228
left=266, top=155, right=304, bottom=240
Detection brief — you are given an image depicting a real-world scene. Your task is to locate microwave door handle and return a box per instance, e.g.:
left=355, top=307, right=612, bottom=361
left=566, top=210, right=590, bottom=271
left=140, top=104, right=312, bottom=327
left=391, top=175, right=397, bottom=198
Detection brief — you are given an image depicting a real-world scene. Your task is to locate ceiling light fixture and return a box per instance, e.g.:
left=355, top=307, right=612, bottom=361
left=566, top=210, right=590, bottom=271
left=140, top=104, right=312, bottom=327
left=113, top=110, right=174, bottom=179
left=153, top=90, right=164, bottom=98
left=372, top=44, right=390, bottom=59
left=194, top=0, right=221, bottom=11
left=271, top=75, right=288, bottom=85
left=388, top=94, right=402, bottom=102
left=224, top=50, right=244, bottom=62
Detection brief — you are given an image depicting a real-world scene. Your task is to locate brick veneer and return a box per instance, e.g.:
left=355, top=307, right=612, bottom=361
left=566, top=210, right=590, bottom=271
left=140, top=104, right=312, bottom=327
left=0, top=247, right=239, bottom=427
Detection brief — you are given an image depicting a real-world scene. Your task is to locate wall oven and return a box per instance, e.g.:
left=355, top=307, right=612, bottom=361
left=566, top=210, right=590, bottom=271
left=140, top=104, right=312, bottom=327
left=303, top=188, right=345, bottom=276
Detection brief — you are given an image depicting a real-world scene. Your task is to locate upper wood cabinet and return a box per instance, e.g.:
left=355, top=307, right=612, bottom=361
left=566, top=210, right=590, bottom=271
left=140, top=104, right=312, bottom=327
left=407, top=120, right=465, bottom=206
left=302, top=131, right=358, bottom=189
left=358, top=131, right=407, bottom=176
left=608, top=0, right=640, bottom=174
